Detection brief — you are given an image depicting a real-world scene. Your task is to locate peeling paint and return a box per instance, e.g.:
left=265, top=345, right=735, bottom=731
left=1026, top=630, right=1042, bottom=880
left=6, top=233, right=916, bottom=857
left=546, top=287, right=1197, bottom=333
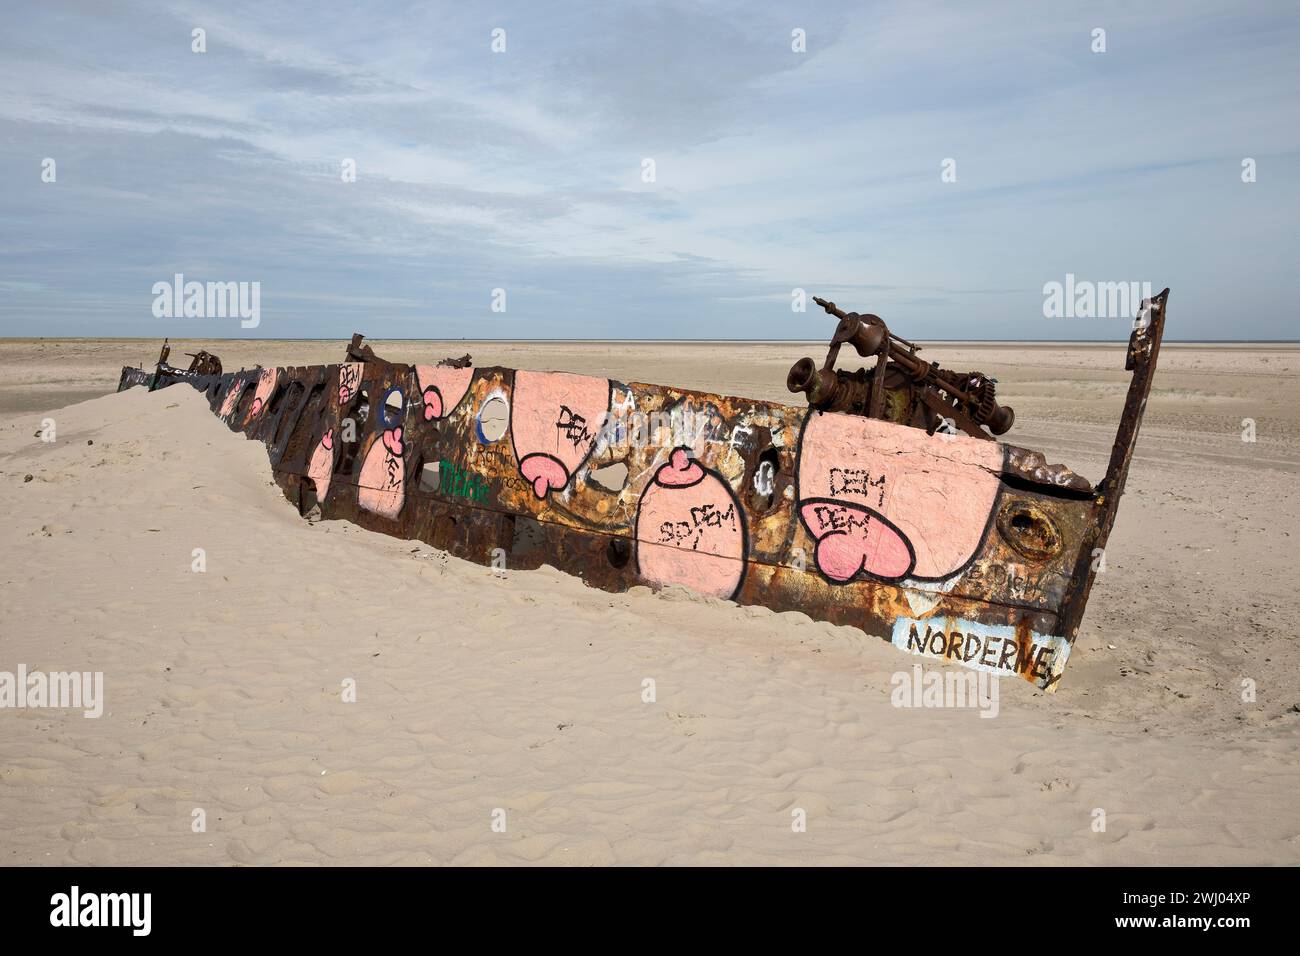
left=116, top=294, right=1166, bottom=694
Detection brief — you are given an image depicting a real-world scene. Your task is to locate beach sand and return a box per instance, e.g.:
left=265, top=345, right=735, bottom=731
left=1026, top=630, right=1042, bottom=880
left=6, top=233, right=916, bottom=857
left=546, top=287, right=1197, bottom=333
left=0, top=338, right=1297, bottom=865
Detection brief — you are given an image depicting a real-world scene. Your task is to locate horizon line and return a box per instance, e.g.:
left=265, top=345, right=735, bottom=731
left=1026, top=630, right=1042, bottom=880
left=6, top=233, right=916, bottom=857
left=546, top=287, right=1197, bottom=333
left=3, top=336, right=1299, bottom=346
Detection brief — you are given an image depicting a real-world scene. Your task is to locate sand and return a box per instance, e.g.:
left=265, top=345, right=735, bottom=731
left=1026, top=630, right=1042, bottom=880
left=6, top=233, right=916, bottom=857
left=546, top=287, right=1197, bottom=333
left=0, top=339, right=1297, bottom=865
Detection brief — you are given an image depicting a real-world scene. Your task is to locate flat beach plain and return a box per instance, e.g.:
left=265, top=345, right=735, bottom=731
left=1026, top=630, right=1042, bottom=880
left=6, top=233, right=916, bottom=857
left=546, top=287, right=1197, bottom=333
left=0, top=338, right=1297, bottom=865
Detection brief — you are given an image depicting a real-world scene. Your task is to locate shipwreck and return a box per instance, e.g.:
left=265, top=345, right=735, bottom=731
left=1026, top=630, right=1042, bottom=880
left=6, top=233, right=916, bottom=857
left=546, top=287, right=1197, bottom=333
left=119, top=292, right=1169, bottom=690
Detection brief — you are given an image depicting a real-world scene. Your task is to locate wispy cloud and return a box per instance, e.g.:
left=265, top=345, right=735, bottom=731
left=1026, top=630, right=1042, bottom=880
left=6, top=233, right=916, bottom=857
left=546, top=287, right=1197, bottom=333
left=1, top=0, right=1296, bottom=339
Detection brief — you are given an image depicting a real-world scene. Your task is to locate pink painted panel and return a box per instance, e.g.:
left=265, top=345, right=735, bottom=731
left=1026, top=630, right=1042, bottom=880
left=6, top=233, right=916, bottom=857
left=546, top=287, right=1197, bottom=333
left=510, top=371, right=609, bottom=499
left=357, top=426, right=405, bottom=519
left=307, top=428, right=334, bottom=503
left=414, top=365, right=474, bottom=420
left=247, top=368, right=277, bottom=419
left=337, top=363, right=363, bottom=407
left=797, top=413, right=1003, bottom=581
left=219, top=381, right=243, bottom=418
left=634, top=448, right=745, bottom=599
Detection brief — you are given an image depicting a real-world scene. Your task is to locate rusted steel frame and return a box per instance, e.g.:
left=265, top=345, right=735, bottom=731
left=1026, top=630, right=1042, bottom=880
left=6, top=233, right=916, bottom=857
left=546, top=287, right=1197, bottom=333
left=293, top=456, right=1072, bottom=689
left=128, top=362, right=1084, bottom=686
left=1055, top=288, right=1170, bottom=643
left=797, top=297, right=1013, bottom=438
left=867, top=337, right=888, bottom=419
left=299, top=434, right=1077, bottom=618
left=119, top=316, right=1165, bottom=693
left=913, top=386, right=994, bottom=441
left=1002, top=446, right=1094, bottom=495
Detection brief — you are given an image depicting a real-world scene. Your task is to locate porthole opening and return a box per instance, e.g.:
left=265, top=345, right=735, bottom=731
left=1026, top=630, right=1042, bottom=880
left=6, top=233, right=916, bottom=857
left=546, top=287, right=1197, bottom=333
left=996, top=501, right=1063, bottom=561
left=418, top=461, right=441, bottom=493
left=476, top=395, right=509, bottom=443
left=380, top=386, right=405, bottom=429
left=746, top=447, right=782, bottom=514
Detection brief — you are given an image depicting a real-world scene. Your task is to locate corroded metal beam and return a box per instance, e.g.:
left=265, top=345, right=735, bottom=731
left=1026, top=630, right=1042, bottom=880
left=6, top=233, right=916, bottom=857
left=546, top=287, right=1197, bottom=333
left=119, top=300, right=1167, bottom=691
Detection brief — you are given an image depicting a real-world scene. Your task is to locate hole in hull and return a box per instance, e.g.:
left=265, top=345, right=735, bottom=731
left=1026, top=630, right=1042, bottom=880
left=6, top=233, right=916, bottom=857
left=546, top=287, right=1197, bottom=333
left=418, top=461, right=441, bottom=493
left=476, top=396, right=508, bottom=443
left=607, top=537, right=632, bottom=568
left=588, top=460, right=629, bottom=492
left=996, top=501, right=1063, bottom=560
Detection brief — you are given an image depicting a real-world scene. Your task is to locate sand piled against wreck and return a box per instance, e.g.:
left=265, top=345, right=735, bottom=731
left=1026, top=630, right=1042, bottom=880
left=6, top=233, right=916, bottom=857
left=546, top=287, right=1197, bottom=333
left=0, top=386, right=1297, bottom=865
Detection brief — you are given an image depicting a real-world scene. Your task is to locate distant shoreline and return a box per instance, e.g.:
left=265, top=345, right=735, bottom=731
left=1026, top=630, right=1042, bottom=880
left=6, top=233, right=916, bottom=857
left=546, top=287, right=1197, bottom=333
left=3, top=337, right=1299, bottom=348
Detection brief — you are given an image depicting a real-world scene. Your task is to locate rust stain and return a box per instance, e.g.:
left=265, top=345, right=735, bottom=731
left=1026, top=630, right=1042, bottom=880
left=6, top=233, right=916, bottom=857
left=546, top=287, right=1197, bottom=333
left=117, top=292, right=1168, bottom=692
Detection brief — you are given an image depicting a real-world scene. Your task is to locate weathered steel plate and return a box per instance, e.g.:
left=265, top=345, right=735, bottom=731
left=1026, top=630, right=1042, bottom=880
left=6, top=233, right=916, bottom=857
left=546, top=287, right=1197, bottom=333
left=119, top=293, right=1166, bottom=690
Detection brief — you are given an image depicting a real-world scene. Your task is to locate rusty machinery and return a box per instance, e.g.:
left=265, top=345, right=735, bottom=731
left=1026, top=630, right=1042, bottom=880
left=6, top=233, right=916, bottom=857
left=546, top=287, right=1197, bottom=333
left=117, top=287, right=1169, bottom=691
left=787, top=297, right=1014, bottom=440
left=155, top=338, right=223, bottom=377
left=182, top=350, right=223, bottom=376
left=346, top=333, right=471, bottom=371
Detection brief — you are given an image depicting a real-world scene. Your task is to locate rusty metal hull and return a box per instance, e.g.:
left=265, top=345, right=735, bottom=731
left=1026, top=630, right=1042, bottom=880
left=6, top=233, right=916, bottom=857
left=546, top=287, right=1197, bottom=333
left=117, top=299, right=1165, bottom=690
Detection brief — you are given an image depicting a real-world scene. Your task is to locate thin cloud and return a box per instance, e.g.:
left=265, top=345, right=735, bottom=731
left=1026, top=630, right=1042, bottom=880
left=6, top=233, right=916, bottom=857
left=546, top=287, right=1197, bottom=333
left=0, top=0, right=1296, bottom=339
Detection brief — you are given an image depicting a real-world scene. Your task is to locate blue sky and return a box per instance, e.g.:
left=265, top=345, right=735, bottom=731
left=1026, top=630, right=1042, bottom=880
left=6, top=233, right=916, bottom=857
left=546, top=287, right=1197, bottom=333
left=2, top=0, right=1297, bottom=340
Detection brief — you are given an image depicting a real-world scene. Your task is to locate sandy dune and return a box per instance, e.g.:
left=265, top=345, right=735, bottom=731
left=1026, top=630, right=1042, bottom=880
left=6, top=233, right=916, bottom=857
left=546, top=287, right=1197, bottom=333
left=0, top=340, right=1297, bottom=865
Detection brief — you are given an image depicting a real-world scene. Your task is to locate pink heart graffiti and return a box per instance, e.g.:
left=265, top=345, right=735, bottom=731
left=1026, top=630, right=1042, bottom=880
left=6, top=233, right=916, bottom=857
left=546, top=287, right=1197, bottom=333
left=799, top=501, right=913, bottom=582
left=519, top=454, right=568, bottom=500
